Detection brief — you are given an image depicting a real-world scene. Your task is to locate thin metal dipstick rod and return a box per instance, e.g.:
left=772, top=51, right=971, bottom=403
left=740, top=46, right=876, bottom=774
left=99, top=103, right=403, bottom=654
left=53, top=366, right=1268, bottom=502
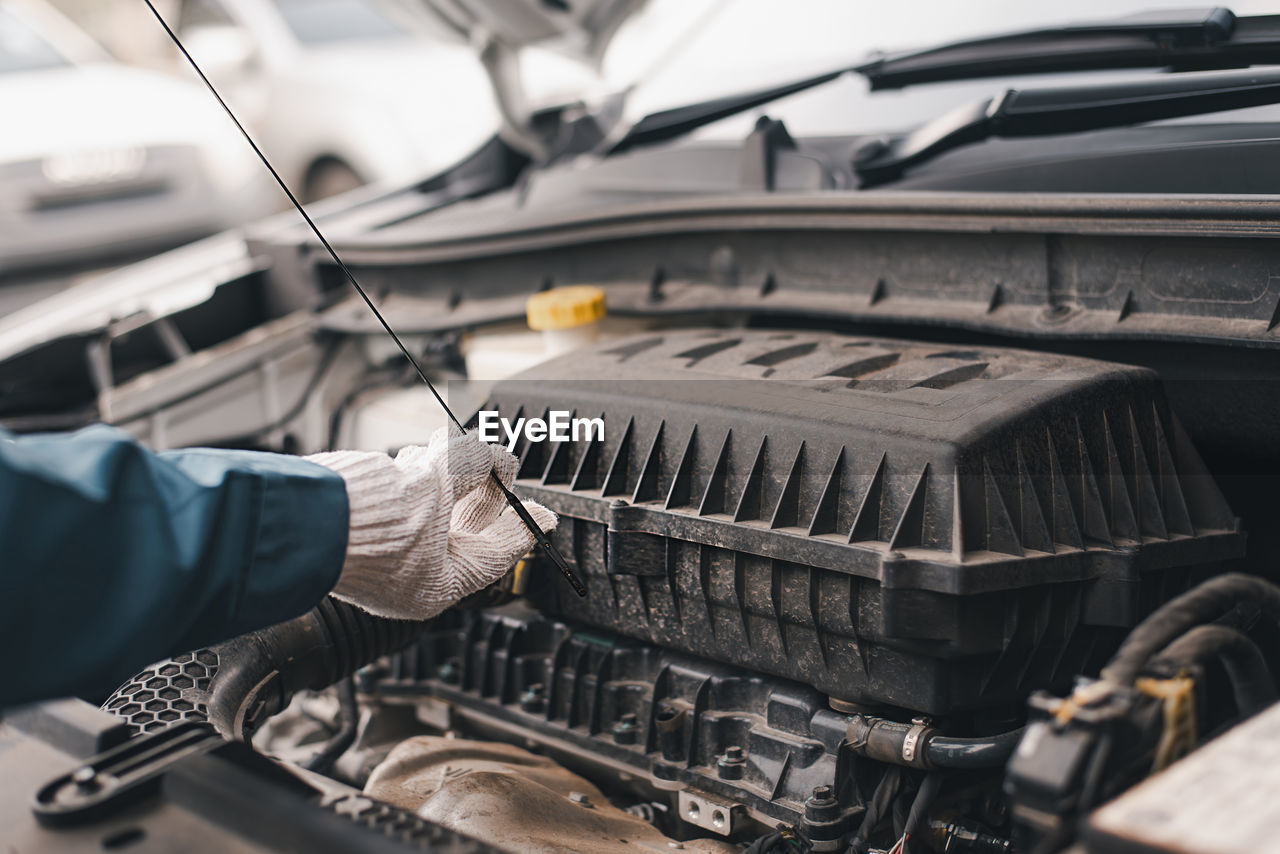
left=142, top=0, right=585, bottom=597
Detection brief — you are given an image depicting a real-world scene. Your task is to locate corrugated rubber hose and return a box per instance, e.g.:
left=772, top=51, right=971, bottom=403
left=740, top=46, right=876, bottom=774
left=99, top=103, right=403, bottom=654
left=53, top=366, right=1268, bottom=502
left=1101, top=572, right=1280, bottom=686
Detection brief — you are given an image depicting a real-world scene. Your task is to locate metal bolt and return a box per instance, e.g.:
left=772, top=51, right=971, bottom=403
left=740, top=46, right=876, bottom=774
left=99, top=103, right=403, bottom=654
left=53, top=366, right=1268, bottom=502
left=436, top=658, right=460, bottom=684
left=717, top=745, right=747, bottom=779
left=71, top=766, right=97, bottom=790
left=613, top=712, right=640, bottom=745
left=805, top=784, right=841, bottom=824
left=520, top=683, right=546, bottom=714
left=568, top=791, right=593, bottom=808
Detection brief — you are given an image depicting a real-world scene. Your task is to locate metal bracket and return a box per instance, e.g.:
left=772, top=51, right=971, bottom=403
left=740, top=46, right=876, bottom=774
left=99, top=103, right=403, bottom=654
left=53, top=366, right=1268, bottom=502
left=32, top=721, right=224, bottom=827
left=677, top=790, right=741, bottom=836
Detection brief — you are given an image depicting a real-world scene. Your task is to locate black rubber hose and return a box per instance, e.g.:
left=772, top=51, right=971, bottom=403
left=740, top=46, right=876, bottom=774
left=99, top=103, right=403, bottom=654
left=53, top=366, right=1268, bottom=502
left=205, top=597, right=423, bottom=736
left=924, top=728, right=1026, bottom=769
left=1152, top=624, right=1277, bottom=717
left=305, top=676, right=360, bottom=775
left=846, top=715, right=1025, bottom=770
left=1101, top=573, right=1280, bottom=686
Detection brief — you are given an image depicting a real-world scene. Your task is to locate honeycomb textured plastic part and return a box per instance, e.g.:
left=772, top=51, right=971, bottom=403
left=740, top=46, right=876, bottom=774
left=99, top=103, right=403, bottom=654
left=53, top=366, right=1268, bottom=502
left=103, top=597, right=425, bottom=737
left=102, top=650, right=216, bottom=734
left=483, top=330, right=1245, bottom=712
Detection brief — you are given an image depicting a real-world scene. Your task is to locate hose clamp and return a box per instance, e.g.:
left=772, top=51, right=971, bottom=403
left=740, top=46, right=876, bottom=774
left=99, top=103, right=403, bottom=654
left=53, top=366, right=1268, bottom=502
left=903, top=716, right=931, bottom=765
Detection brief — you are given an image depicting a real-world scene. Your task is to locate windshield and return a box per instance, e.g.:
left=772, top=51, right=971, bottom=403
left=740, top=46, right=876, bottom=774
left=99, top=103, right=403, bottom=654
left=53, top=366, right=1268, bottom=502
left=0, top=7, right=68, bottom=74
left=270, top=0, right=408, bottom=46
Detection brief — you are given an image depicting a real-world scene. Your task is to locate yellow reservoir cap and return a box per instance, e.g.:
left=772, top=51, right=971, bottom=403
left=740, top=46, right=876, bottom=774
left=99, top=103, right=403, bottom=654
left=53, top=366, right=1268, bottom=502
left=526, top=285, right=606, bottom=331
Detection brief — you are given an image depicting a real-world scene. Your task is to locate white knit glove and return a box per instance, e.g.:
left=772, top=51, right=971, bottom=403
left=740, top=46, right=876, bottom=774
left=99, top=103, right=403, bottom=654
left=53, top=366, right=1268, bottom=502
left=305, top=427, right=556, bottom=620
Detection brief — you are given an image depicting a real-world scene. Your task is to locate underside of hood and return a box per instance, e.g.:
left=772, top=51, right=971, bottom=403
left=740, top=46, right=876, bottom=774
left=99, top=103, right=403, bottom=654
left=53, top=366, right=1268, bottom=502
left=403, top=0, right=648, bottom=158
left=416, top=0, right=644, bottom=63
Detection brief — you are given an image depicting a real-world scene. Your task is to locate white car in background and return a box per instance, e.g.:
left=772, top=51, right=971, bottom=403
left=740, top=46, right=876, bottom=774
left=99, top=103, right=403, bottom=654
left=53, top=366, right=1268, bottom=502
left=170, top=0, right=503, bottom=201
left=0, top=0, right=272, bottom=275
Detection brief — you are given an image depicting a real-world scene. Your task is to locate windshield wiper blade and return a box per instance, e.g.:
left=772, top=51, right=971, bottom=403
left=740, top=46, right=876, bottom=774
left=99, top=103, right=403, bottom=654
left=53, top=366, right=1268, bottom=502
left=855, top=68, right=1280, bottom=186
left=604, top=10, right=1280, bottom=160
left=855, top=8, right=1280, bottom=91
left=608, top=70, right=846, bottom=155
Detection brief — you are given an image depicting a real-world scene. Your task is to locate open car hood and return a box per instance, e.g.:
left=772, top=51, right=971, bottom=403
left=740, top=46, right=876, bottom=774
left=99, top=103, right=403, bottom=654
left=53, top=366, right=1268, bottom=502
left=401, top=0, right=649, bottom=157
left=412, top=0, right=645, bottom=61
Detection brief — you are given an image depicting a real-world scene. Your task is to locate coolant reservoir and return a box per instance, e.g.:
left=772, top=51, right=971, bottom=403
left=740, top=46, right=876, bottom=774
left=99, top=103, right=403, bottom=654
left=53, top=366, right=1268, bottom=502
left=525, top=285, right=606, bottom=356
left=465, top=285, right=607, bottom=382
left=344, top=288, right=611, bottom=450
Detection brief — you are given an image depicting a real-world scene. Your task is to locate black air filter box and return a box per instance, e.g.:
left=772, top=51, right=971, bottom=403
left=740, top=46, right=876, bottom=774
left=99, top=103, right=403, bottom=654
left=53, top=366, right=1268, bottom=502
left=485, top=330, right=1243, bottom=713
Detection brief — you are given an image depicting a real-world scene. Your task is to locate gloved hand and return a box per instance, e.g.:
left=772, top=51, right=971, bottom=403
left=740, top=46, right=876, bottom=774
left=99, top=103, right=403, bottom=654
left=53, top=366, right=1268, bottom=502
left=305, top=427, right=556, bottom=620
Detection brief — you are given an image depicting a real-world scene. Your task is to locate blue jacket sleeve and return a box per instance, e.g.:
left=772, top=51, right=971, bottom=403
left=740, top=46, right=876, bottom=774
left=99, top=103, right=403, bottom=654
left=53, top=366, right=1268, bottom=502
left=0, top=425, right=349, bottom=708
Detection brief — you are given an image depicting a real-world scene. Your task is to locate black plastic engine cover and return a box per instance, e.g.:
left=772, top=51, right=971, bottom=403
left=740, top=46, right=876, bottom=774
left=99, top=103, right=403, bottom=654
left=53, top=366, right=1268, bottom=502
left=485, top=330, right=1243, bottom=713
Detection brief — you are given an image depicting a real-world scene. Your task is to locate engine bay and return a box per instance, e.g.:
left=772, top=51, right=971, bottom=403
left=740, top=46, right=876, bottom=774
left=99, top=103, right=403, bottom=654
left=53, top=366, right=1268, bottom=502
left=6, top=325, right=1270, bottom=854
left=11, top=5, right=1280, bottom=852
